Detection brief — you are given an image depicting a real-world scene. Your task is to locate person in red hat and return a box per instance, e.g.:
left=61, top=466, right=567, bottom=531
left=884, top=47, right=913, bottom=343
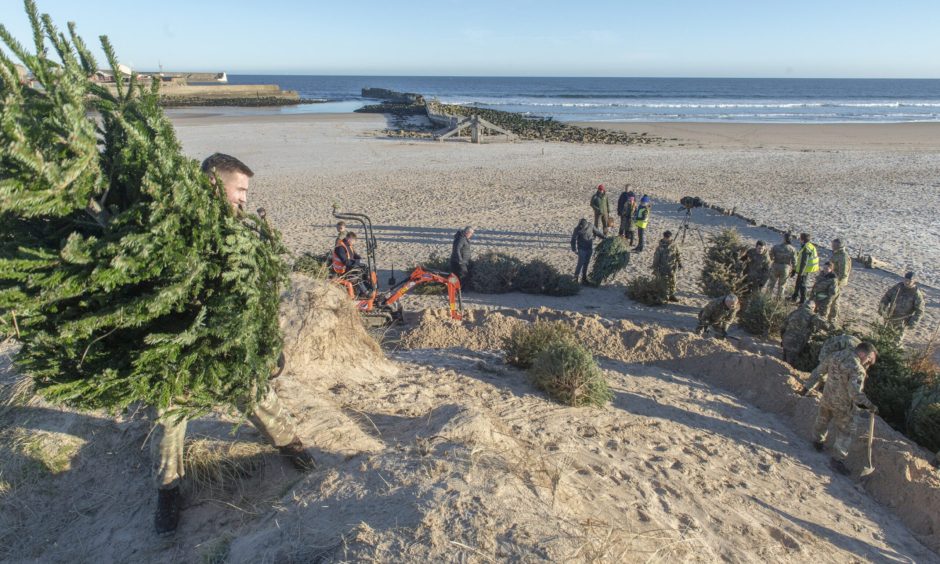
left=590, top=184, right=611, bottom=236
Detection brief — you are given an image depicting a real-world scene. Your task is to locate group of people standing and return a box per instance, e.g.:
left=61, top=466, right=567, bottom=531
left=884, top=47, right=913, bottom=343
left=571, top=184, right=653, bottom=286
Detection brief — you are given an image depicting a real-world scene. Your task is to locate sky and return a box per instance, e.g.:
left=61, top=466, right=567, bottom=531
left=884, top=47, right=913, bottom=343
left=1, top=0, right=939, bottom=78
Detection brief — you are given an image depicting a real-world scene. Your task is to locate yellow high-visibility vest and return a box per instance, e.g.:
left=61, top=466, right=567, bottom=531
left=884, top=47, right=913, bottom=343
left=798, top=242, right=819, bottom=274
left=635, top=206, right=650, bottom=229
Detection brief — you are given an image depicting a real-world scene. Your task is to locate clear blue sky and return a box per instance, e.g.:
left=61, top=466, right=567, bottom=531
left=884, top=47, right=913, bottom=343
left=2, top=0, right=939, bottom=78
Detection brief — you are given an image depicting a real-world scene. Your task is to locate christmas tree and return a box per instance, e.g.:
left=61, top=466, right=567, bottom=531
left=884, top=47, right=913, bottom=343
left=0, top=1, right=288, bottom=419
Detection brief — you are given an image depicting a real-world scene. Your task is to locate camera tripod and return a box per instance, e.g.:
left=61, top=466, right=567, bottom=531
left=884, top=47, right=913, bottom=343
left=678, top=206, right=705, bottom=246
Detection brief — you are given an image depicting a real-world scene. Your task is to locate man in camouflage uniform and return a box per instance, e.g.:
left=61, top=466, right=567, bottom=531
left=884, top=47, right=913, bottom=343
left=802, top=333, right=861, bottom=395
left=153, top=154, right=315, bottom=536
left=590, top=184, right=611, bottom=236
left=696, top=294, right=739, bottom=338
left=768, top=233, right=796, bottom=298
left=878, top=271, right=925, bottom=342
left=740, top=240, right=771, bottom=295
left=780, top=300, right=830, bottom=365
left=828, top=238, right=852, bottom=323
left=810, top=261, right=839, bottom=320
left=810, top=342, right=878, bottom=476
left=651, top=230, right=682, bottom=302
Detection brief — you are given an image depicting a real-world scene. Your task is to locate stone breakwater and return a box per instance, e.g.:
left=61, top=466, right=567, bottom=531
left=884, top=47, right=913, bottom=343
left=355, top=95, right=664, bottom=146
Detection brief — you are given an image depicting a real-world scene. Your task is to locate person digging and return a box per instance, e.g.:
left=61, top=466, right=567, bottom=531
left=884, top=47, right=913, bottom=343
left=153, top=154, right=316, bottom=536
left=696, top=294, right=739, bottom=338
left=809, top=341, right=879, bottom=476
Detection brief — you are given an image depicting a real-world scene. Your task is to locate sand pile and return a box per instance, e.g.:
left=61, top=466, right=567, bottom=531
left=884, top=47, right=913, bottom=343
left=279, top=274, right=398, bottom=386
left=399, top=306, right=940, bottom=552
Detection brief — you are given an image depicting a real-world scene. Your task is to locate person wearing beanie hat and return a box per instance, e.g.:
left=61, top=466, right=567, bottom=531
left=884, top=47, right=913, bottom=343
left=633, top=195, right=652, bottom=252
left=590, top=184, right=611, bottom=236
left=878, top=271, right=925, bottom=342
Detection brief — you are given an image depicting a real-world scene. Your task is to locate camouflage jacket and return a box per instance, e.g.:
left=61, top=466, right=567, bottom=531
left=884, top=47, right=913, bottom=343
left=770, top=242, right=796, bottom=267
left=651, top=239, right=682, bottom=275
left=831, top=248, right=852, bottom=285
left=699, top=297, right=738, bottom=327
left=816, top=348, right=871, bottom=412
left=879, top=282, right=925, bottom=326
left=805, top=334, right=861, bottom=392
left=591, top=192, right=610, bottom=215
left=744, top=247, right=771, bottom=279
left=811, top=272, right=839, bottom=302
left=781, top=306, right=828, bottom=350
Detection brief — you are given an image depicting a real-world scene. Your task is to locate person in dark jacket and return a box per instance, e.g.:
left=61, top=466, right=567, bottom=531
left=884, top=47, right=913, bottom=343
left=571, top=218, right=605, bottom=284
left=590, top=184, right=611, bottom=235
left=617, top=187, right=637, bottom=243
left=450, top=226, right=475, bottom=283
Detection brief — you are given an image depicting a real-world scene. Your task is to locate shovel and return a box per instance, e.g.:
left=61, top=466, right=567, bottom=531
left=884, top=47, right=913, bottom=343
left=860, top=409, right=876, bottom=477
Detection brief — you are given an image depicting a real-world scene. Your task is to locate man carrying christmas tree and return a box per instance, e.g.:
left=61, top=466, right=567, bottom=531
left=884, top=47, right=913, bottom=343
left=151, top=154, right=315, bottom=536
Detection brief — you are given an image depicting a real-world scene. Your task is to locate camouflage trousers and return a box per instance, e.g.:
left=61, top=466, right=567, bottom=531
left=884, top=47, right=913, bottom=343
left=767, top=264, right=791, bottom=297
left=151, top=386, right=298, bottom=489
left=659, top=272, right=677, bottom=298
left=812, top=403, right=857, bottom=460
left=827, top=293, right=841, bottom=323
left=815, top=296, right=835, bottom=321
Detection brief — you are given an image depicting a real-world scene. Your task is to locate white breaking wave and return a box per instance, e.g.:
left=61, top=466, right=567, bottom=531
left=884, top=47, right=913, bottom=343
left=440, top=99, right=940, bottom=110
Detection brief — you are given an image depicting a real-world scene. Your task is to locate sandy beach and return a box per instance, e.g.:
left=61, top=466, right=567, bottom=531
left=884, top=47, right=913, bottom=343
left=4, top=111, right=939, bottom=562
left=170, top=111, right=939, bottom=316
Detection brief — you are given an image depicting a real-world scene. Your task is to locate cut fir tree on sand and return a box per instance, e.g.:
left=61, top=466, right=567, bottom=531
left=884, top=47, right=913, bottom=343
left=0, top=0, right=287, bottom=419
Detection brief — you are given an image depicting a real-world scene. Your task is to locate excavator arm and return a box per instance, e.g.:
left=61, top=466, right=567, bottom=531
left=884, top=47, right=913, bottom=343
left=382, top=267, right=463, bottom=320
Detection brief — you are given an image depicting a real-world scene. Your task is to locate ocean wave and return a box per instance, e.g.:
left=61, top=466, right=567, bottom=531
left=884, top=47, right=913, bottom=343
left=442, top=99, right=940, bottom=110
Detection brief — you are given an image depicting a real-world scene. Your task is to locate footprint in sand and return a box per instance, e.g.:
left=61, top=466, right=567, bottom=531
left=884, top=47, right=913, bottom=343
left=766, top=526, right=801, bottom=551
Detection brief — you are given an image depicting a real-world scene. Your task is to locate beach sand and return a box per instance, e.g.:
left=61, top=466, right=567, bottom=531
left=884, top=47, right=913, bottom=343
left=3, top=112, right=938, bottom=562
left=171, top=112, right=938, bottom=320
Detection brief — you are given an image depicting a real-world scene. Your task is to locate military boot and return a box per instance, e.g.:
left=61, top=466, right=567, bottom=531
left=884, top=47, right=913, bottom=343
left=279, top=437, right=316, bottom=471
left=829, top=458, right=850, bottom=476
left=154, top=485, right=182, bottom=536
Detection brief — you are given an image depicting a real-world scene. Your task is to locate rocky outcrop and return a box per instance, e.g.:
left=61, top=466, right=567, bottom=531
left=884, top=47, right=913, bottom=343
left=361, top=88, right=425, bottom=105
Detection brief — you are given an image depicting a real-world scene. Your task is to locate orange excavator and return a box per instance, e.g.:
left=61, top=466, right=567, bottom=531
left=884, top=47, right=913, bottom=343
left=330, top=206, right=463, bottom=325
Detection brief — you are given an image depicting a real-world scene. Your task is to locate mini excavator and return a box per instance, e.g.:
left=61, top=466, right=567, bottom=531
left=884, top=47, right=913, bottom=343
left=330, top=206, right=463, bottom=326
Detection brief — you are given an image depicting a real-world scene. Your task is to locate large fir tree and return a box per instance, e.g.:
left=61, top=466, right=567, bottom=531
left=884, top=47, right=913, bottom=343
left=0, top=1, right=288, bottom=418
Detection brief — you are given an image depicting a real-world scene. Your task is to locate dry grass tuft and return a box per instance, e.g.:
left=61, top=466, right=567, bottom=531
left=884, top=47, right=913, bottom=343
left=183, top=437, right=272, bottom=496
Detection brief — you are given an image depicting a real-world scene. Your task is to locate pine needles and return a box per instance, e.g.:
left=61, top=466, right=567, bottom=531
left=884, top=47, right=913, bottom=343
left=0, top=1, right=288, bottom=418
left=588, top=237, right=631, bottom=285
left=699, top=228, right=748, bottom=298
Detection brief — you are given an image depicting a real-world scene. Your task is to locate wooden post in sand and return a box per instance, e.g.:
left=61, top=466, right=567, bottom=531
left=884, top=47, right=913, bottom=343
left=435, top=115, right=515, bottom=143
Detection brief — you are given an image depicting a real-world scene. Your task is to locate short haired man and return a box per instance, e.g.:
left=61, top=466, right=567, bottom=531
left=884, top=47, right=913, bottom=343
left=153, top=154, right=314, bottom=536
left=450, top=226, right=475, bottom=283
left=789, top=232, right=819, bottom=304
left=651, top=230, right=682, bottom=301
left=768, top=232, right=796, bottom=298
left=696, top=294, right=739, bottom=338
left=878, top=271, right=925, bottom=343
left=335, top=221, right=347, bottom=247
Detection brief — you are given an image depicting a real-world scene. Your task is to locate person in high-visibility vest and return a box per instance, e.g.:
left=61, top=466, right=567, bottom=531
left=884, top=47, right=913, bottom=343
left=332, top=232, right=361, bottom=275
left=633, top=195, right=651, bottom=252
left=789, top=232, right=819, bottom=304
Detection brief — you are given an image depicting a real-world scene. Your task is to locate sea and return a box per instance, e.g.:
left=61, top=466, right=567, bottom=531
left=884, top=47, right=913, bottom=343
left=226, top=75, right=940, bottom=123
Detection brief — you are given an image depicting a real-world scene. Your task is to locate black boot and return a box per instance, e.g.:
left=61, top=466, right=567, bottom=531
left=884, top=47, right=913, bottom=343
left=812, top=440, right=824, bottom=452
left=279, top=437, right=316, bottom=471
left=829, top=458, right=850, bottom=476
left=154, top=486, right=182, bottom=536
